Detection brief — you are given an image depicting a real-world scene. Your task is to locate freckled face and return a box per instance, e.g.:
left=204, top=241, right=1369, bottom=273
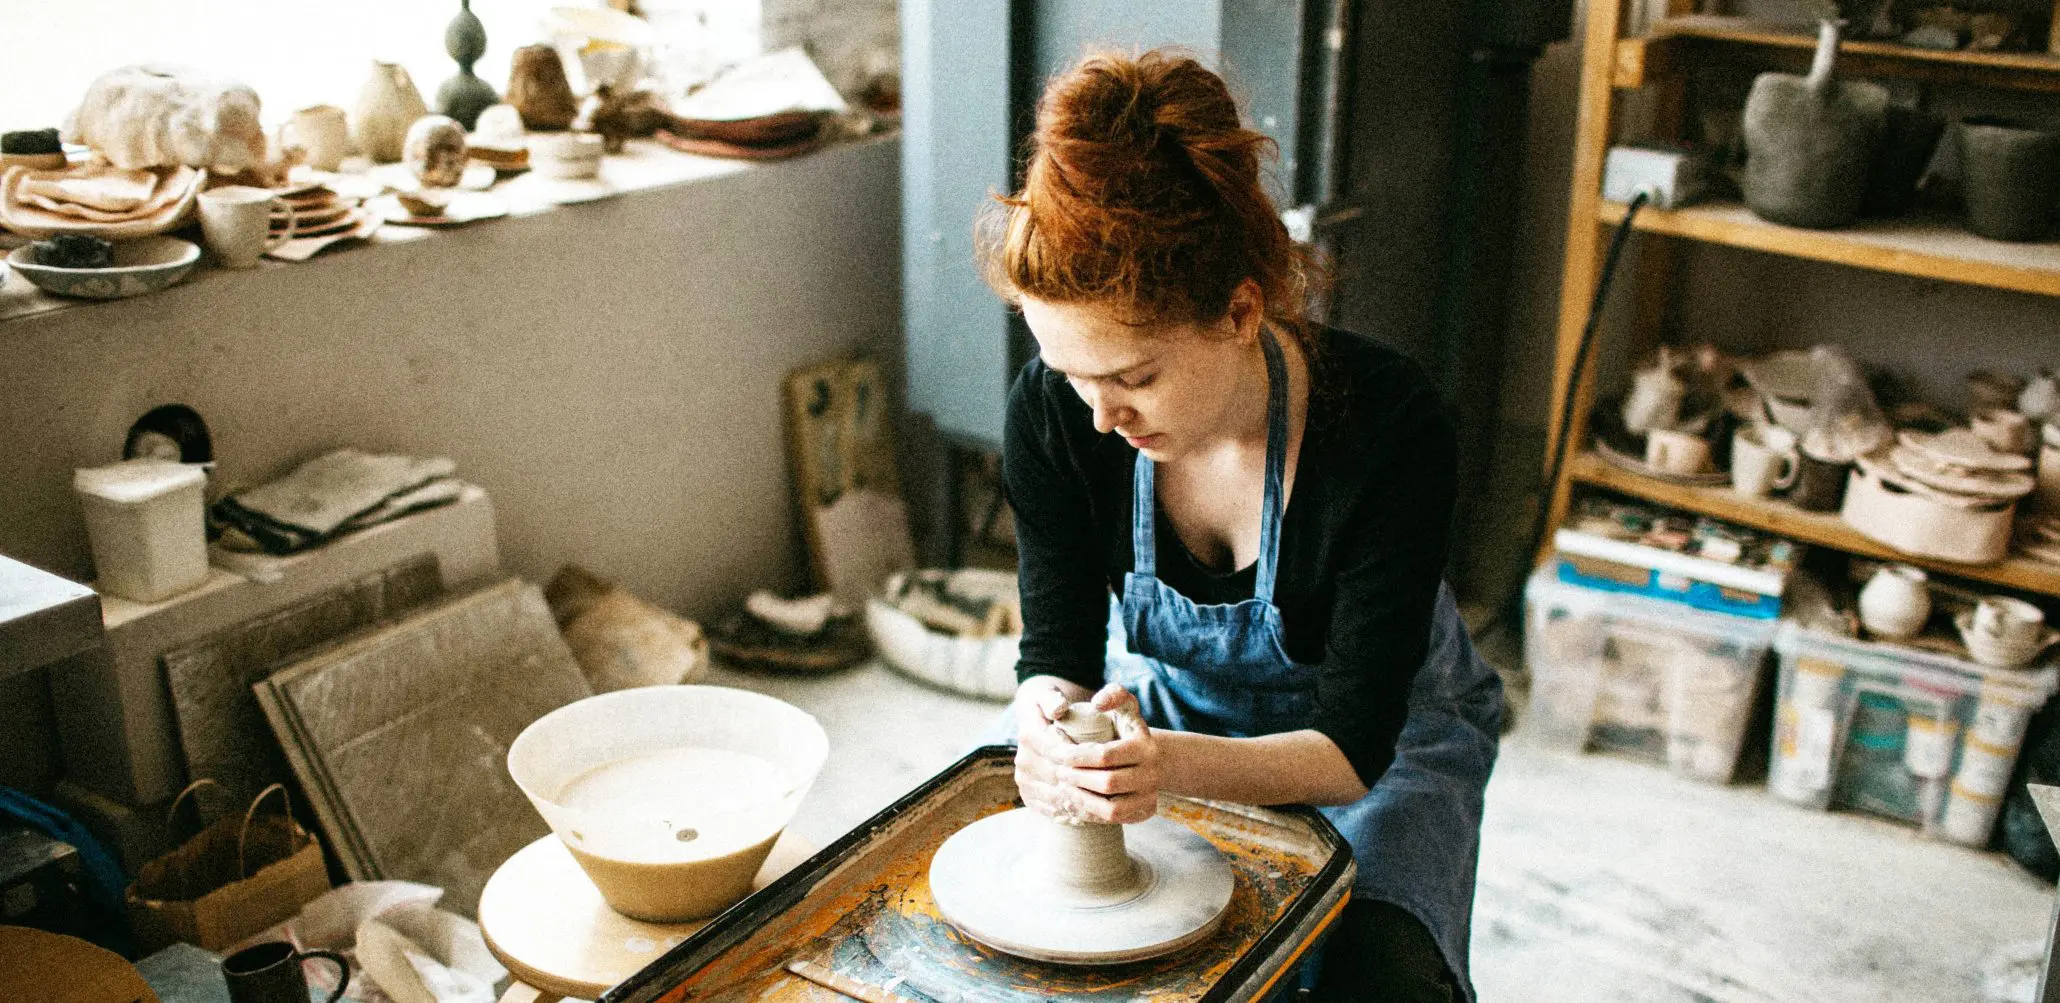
left=1020, top=297, right=1249, bottom=461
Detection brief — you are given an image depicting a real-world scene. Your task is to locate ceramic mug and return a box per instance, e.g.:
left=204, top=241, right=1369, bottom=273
left=1972, top=596, right=2045, bottom=648
left=1644, top=429, right=1710, bottom=476
left=222, top=941, right=349, bottom=1003
left=199, top=186, right=297, bottom=268
left=282, top=104, right=351, bottom=172
left=1731, top=424, right=1800, bottom=498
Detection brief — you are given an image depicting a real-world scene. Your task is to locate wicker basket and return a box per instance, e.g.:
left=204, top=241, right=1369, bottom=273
left=866, top=569, right=1020, bottom=701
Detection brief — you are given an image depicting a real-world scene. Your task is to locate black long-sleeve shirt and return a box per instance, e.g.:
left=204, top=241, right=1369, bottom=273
left=1002, top=325, right=1458, bottom=788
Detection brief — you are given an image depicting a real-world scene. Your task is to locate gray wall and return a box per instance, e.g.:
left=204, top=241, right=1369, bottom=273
left=1, top=136, right=903, bottom=625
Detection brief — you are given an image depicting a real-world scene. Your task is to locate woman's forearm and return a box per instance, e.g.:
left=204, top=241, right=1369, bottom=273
left=1158, top=729, right=1369, bottom=807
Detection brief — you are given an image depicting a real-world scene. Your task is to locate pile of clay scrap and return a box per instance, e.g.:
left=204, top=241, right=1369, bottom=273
left=866, top=568, right=1022, bottom=701
left=544, top=564, right=710, bottom=692
left=882, top=569, right=1021, bottom=638
left=708, top=590, right=869, bottom=675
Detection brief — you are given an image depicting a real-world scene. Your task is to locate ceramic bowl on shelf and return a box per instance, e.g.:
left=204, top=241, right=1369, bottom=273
left=1954, top=609, right=2059, bottom=669
left=6, top=236, right=201, bottom=299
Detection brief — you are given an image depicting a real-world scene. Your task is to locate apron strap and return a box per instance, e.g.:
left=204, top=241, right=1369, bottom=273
left=1128, top=329, right=1293, bottom=600
left=1254, top=329, right=1290, bottom=604
left=1131, top=443, right=1157, bottom=577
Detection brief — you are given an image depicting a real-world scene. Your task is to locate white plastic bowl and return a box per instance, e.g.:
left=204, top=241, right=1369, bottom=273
left=507, top=685, right=827, bottom=920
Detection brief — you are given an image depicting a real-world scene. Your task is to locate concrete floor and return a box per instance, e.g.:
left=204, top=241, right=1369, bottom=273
left=710, top=659, right=2055, bottom=1002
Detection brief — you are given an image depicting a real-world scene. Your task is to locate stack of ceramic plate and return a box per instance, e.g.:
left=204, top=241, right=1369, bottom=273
left=1888, top=428, right=2036, bottom=504
left=0, top=162, right=205, bottom=239
left=269, top=182, right=369, bottom=240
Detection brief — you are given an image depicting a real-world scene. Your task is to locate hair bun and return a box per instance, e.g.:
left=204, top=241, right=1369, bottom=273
left=980, top=48, right=1324, bottom=339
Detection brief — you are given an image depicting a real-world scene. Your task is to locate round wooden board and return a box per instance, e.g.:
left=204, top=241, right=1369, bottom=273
left=479, top=832, right=815, bottom=1000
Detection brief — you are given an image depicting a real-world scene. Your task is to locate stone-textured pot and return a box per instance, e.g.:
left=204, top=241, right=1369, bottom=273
left=1742, top=20, right=1889, bottom=229
left=1960, top=116, right=2060, bottom=242
left=353, top=61, right=430, bottom=163
left=507, top=44, right=580, bottom=132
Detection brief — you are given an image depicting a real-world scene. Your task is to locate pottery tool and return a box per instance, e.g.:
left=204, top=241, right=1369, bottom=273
left=928, top=704, right=1236, bottom=965
left=603, top=747, right=1353, bottom=1003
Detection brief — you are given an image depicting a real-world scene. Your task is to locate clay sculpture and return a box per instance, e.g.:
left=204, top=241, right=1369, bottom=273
left=64, top=65, right=266, bottom=172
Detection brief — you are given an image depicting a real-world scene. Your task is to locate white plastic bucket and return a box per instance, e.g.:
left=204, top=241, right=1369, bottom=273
left=507, top=685, right=827, bottom=921
left=73, top=460, right=208, bottom=603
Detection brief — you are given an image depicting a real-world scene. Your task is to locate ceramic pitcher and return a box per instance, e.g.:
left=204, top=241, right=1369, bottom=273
left=353, top=61, right=430, bottom=163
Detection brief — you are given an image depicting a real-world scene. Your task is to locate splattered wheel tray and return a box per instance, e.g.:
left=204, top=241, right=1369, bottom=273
left=605, top=746, right=1356, bottom=1003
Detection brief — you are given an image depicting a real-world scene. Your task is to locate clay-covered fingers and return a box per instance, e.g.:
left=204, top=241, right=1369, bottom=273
left=1058, top=761, right=1159, bottom=798
left=1043, top=730, right=1149, bottom=769
left=1067, top=790, right=1157, bottom=825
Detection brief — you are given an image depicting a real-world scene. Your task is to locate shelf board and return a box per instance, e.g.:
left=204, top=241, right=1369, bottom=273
left=1618, top=16, right=2060, bottom=92
left=1567, top=451, right=2060, bottom=596
left=1597, top=198, right=2060, bottom=297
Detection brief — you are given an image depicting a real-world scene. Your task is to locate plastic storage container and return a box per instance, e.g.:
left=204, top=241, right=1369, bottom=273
left=1769, top=621, right=2059, bottom=847
left=1523, top=569, right=1778, bottom=783
left=72, top=460, right=208, bottom=603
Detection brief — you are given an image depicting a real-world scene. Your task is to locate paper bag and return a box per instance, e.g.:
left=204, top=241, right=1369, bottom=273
left=126, top=781, right=331, bottom=952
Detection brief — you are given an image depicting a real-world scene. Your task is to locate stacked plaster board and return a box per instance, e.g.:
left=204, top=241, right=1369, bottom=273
left=45, top=487, right=500, bottom=866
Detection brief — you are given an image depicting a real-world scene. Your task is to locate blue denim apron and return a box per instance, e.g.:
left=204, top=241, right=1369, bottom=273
left=1106, top=332, right=1503, bottom=999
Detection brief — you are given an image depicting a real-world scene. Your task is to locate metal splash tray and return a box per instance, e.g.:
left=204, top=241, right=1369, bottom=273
left=604, top=747, right=1355, bottom=1003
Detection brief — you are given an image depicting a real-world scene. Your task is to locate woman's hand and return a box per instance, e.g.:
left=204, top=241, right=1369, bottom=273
left=1013, top=683, right=1163, bottom=825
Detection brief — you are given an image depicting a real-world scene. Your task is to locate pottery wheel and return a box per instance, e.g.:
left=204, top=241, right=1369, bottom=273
left=928, top=705, right=1235, bottom=966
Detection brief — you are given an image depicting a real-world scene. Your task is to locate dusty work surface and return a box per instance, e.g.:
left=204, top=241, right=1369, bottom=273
left=608, top=752, right=1350, bottom=1002
left=710, top=660, right=2054, bottom=1001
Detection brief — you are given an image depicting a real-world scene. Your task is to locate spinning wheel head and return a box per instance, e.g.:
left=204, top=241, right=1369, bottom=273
left=927, top=704, right=1234, bottom=965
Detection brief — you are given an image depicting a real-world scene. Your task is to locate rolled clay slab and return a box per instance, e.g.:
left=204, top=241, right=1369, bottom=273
left=929, top=808, right=1236, bottom=965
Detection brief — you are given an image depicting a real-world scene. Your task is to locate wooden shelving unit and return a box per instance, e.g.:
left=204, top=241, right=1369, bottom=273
left=1542, top=2, right=2060, bottom=598
left=1617, top=16, right=2060, bottom=93
left=1596, top=199, right=2060, bottom=296
left=1568, top=452, right=2060, bottom=594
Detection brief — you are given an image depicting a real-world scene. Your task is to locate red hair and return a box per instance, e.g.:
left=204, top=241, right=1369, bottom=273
left=980, top=48, right=1324, bottom=351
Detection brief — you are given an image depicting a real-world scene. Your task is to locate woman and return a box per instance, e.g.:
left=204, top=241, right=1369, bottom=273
left=987, top=50, right=1503, bottom=1001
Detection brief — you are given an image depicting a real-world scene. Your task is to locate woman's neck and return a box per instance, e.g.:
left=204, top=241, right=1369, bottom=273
left=1230, top=327, right=1306, bottom=451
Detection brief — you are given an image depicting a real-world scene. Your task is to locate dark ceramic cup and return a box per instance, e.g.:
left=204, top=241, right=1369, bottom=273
left=1789, top=450, right=1852, bottom=512
left=221, top=941, right=350, bottom=1003
left=1862, top=105, right=1944, bottom=217
left=1960, top=116, right=2060, bottom=242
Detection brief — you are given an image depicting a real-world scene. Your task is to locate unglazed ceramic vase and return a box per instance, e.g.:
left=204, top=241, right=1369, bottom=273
left=1858, top=565, right=1930, bottom=640
left=436, top=0, right=500, bottom=129
left=353, top=61, right=430, bottom=163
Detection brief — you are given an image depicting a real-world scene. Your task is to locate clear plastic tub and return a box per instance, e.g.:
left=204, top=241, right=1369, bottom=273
left=1769, top=622, right=2059, bottom=846
left=1523, top=569, right=1778, bottom=783
left=507, top=685, right=829, bottom=921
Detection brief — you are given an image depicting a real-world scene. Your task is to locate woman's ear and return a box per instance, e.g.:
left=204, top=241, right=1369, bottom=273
left=1225, top=278, right=1266, bottom=345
